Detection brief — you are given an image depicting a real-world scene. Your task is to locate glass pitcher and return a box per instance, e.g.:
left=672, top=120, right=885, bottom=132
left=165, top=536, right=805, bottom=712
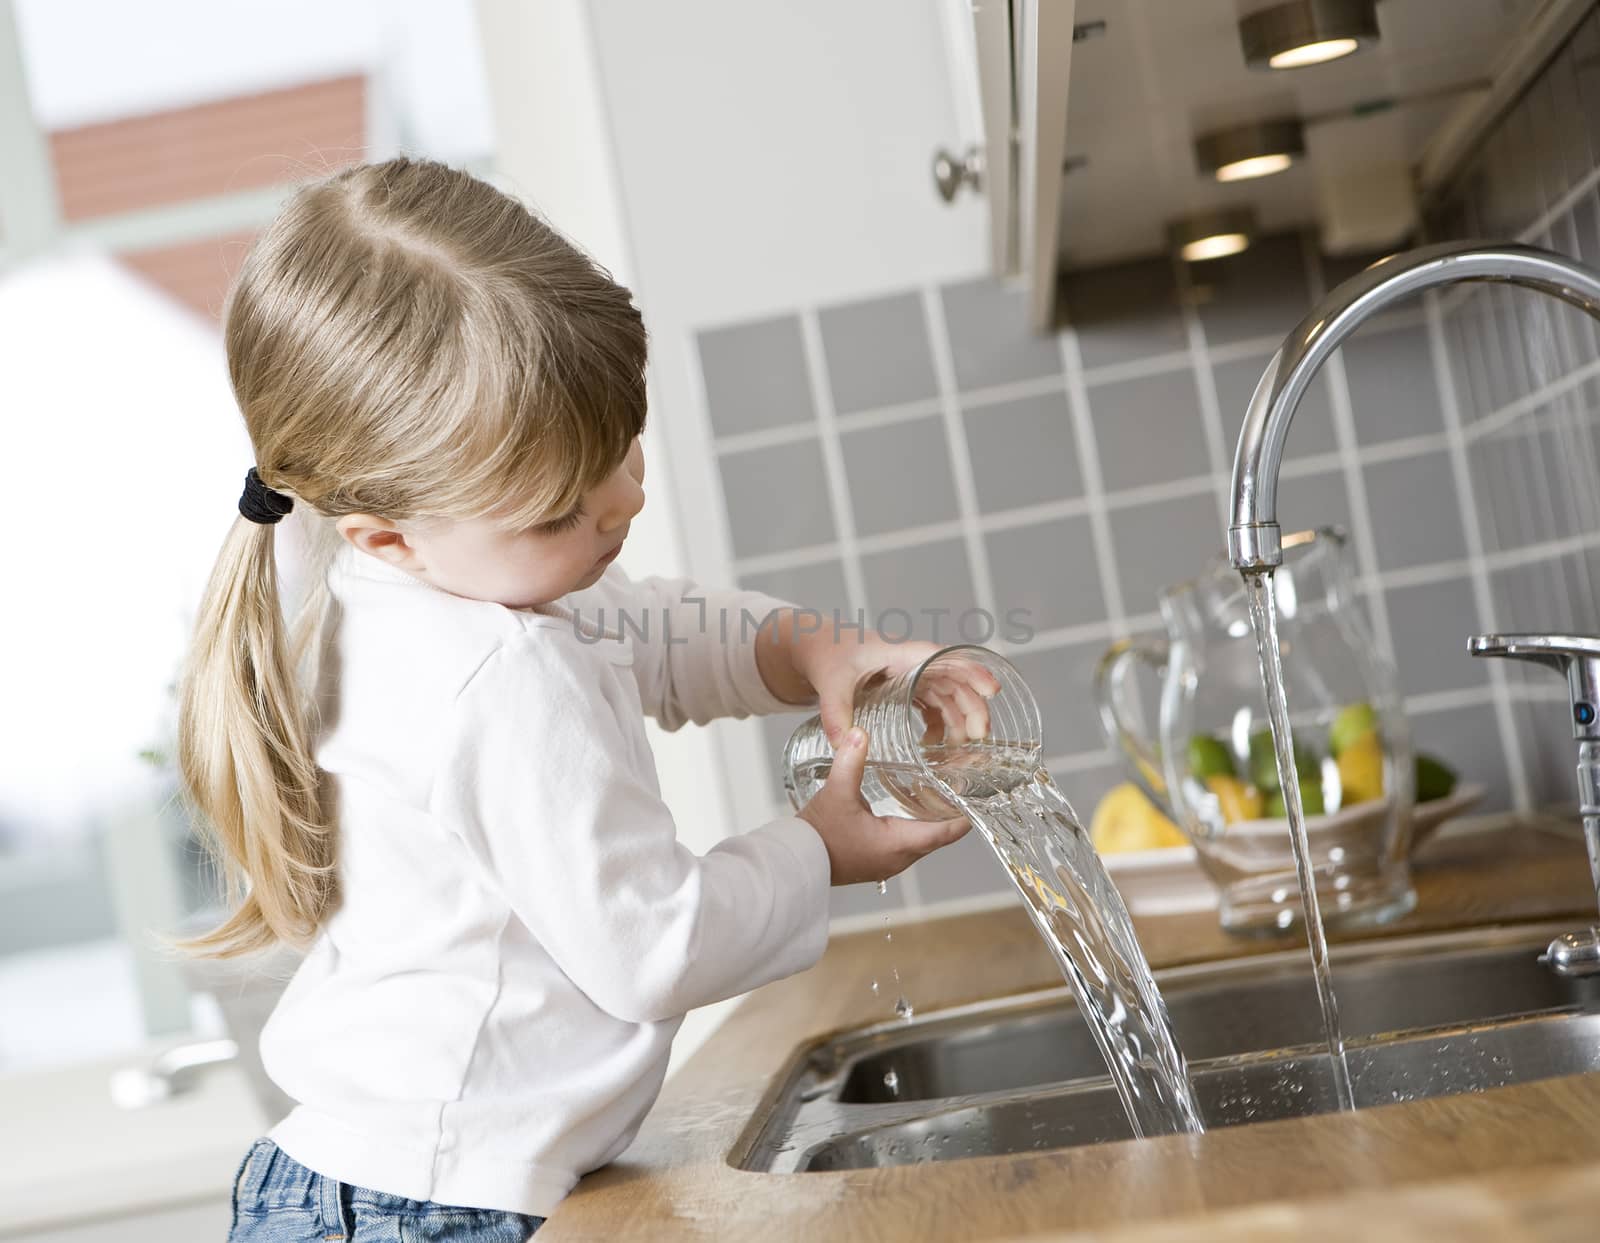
left=1094, top=527, right=1416, bottom=934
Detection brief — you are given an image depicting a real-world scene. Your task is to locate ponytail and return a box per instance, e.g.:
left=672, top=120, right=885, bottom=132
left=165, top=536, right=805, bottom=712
left=176, top=514, right=335, bottom=957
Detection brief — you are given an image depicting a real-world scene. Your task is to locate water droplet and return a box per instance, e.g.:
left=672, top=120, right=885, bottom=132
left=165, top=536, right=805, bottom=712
left=876, top=879, right=887, bottom=895
left=884, top=930, right=893, bottom=943
left=869, top=978, right=879, bottom=995
left=895, top=996, right=915, bottom=1021
left=883, top=1068, right=900, bottom=1096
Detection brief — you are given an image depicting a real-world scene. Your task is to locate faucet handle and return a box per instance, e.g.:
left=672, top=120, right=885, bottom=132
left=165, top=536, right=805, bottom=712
left=1469, top=633, right=1600, bottom=741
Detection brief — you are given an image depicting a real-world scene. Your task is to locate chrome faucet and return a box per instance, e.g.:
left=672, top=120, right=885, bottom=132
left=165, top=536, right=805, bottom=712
left=1223, top=240, right=1600, bottom=975
left=1226, top=241, right=1600, bottom=572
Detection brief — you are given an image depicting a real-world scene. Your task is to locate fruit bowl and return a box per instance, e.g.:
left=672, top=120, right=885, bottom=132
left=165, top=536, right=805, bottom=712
left=1101, top=783, right=1488, bottom=916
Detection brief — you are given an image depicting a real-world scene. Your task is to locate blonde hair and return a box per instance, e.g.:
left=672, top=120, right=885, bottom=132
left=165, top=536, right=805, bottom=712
left=178, top=157, right=647, bottom=956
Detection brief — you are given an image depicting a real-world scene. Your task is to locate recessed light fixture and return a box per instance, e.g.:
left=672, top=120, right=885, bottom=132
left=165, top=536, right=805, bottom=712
left=1240, top=0, right=1380, bottom=71
left=1167, top=209, right=1259, bottom=262
left=1195, top=119, right=1306, bottom=182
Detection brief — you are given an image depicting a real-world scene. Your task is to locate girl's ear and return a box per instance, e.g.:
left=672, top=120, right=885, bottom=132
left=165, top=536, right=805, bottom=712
left=335, top=513, right=423, bottom=569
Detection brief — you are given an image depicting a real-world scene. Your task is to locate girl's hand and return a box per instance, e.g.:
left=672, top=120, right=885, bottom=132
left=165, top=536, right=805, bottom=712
left=796, top=728, right=970, bottom=884
left=789, top=629, right=1003, bottom=745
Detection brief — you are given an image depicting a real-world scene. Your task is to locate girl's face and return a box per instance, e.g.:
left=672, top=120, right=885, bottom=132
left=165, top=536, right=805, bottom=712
left=338, top=437, right=647, bottom=608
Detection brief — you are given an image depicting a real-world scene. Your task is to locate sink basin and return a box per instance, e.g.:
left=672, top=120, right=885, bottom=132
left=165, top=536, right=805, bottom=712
left=736, top=923, right=1600, bottom=1172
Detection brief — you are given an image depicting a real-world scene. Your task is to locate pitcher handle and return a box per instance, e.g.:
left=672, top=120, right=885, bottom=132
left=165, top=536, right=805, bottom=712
left=1093, top=638, right=1177, bottom=820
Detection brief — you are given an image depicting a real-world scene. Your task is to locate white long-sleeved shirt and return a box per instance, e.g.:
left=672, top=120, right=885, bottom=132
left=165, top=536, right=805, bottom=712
left=261, top=545, right=831, bottom=1216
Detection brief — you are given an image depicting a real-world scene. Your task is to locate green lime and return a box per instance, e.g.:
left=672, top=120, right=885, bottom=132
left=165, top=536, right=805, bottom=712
left=1249, top=729, right=1317, bottom=792
left=1415, top=753, right=1457, bottom=802
left=1329, top=702, right=1380, bottom=757
left=1264, top=777, right=1325, bottom=819
left=1187, top=734, right=1235, bottom=780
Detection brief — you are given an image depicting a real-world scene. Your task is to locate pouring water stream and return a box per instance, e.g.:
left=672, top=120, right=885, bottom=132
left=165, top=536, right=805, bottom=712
left=1243, top=571, right=1356, bottom=1110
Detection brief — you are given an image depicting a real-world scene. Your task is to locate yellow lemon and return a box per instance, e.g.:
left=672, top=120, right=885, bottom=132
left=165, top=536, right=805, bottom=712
left=1337, top=730, right=1385, bottom=805
left=1090, top=784, right=1188, bottom=854
left=1204, top=774, right=1265, bottom=825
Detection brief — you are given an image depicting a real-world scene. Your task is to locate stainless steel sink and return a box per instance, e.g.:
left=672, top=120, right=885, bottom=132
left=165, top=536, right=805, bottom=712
left=737, top=923, right=1600, bottom=1172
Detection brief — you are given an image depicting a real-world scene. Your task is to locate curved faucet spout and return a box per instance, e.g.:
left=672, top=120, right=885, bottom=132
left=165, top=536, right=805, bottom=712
left=1227, top=241, right=1600, bottom=570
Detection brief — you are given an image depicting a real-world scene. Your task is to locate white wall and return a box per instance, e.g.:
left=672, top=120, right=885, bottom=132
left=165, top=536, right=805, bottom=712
left=585, top=0, right=990, bottom=831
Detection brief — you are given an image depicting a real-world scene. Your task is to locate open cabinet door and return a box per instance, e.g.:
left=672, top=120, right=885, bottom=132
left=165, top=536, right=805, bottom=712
left=949, top=0, right=1076, bottom=332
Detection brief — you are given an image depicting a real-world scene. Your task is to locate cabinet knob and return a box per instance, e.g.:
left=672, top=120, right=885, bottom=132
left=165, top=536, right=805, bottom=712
left=932, top=145, right=983, bottom=203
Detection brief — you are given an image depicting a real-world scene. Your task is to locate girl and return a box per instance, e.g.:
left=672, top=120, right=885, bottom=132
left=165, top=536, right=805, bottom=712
left=178, top=157, right=982, bottom=1242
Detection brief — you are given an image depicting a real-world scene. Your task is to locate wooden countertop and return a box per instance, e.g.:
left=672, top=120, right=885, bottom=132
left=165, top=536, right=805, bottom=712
left=541, top=824, right=1600, bottom=1241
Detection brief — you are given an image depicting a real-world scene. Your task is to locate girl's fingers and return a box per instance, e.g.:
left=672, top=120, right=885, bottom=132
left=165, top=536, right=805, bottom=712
left=815, top=669, right=860, bottom=744
left=824, top=727, right=869, bottom=802
left=886, top=814, right=971, bottom=856
left=947, top=681, right=989, bottom=739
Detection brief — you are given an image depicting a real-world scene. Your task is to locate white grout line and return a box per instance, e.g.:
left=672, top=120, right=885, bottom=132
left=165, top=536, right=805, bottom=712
left=1403, top=685, right=1499, bottom=715
left=1459, top=355, right=1600, bottom=445
left=1100, top=472, right=1218, bottom=512
left=1204, top=331, right=1301, bottom=366
left=1172, top=255, right=1234, bottom=530
left=854, top=519, right=970, bottom=558
left=945, top=370, right=1070, bottom=414
left=795, top=310, right=869, bottom=617
left=712, top=421, right=820, bottom=456
left=1078, top=347, right=1194, bottom=388
left=921, top=285, right=1000, bottom=627
left=733, top=541, right=847, bottom=577
left=1426, top=289, right=1532, bottom=810
left=1279, top=451, right=1349, bottom=479
left=1517, top=156, right=1600, bottom=245
left=834, top=397, right=946, bottom=435
left=798, top=308, right=922, bottom=909
left=1361, top=558, right=1475, bottom=593
left=1302, top=235, right=1398, bottom=663
left=1481, top=527, right=1600, bottom=572
left=1357, top=431, right=1454, bottom=465
left=1058, top=328, right=1130, bottom=632
left=1018, top=610, right=1167, bottom=655
left=978, top=494, right=1096, bottom=533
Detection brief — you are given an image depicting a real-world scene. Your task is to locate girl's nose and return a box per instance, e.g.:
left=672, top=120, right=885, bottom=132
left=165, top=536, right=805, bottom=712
left=597, top=462, right=645, bottom=532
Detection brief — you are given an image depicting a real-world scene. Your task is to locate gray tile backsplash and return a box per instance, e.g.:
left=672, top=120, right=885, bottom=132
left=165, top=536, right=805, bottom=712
left=1362, top=452, right=1467, bottom=571
left=717, top=438, right=835, bottom=558
left=1008, top=639, right=1114, bottom=757
left=740, top=560, right=854, bottom=620
left=1090, top=368, right=1212, bottom=492
left=1213, top=352, right=1339, bottom=461
left=1342, top=323, right=1446, bottom=445
left=819, top=291, right=939, bottom=414
left=938, top=276, right=1063, bottom=392
left=1277, top=468, right=1354, bottom=539
left=1410, top=703, right=1513, bottom=814
left=1384, top=576, right=1487, bottom=698
left=697, top=12, right=1600, bottom=917
left=985, top=515, right=1106, bottom=634
left=857, top=537, right=978, bottom=640
left=1108, top=491, right=1226, bottom=616
left=963, top=390, right=1082, bottom=512
left=840, top=416, right=959, bottom=537
left=698, top=314, right=816, bottom=437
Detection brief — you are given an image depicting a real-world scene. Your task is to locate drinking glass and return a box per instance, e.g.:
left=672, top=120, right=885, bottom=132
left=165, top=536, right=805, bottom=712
left=782, top=645, right=1042, bottom=816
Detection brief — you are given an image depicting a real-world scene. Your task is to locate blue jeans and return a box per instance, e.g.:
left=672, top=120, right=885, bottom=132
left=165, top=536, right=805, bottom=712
left=229, top=1138, right=543, bottom=1241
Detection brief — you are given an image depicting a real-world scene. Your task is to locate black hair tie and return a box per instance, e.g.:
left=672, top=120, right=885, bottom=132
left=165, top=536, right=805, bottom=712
left=239, top=467, right=295, bottom=525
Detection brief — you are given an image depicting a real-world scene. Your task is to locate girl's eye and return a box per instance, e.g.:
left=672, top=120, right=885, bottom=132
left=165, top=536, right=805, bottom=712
left=534, top=505, right=585, bottom=535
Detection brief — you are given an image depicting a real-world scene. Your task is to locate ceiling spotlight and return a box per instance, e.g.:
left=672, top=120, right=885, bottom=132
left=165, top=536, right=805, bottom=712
left=1195, top=119, right=1306, bottom=182
left=1240, top=0, right=1380, bottom=71
left=1167, top=209, right=1259, bottom=263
